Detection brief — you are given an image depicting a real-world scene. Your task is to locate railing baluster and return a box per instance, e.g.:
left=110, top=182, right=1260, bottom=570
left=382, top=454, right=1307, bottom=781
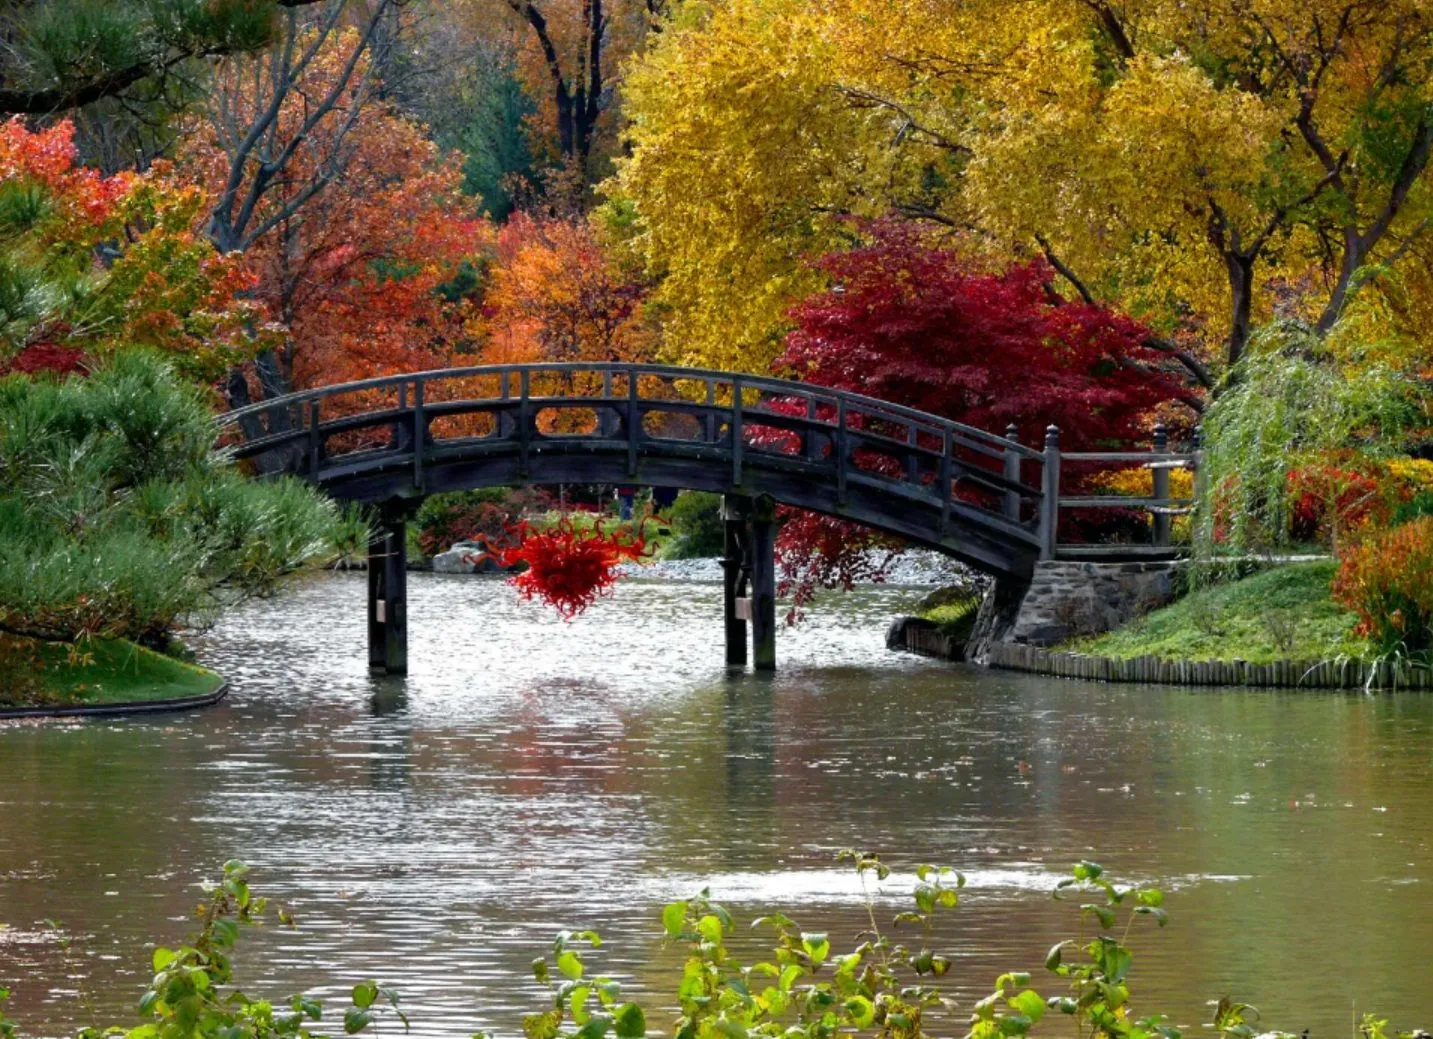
left=939, top=428, right=952, bottom=534
left=412, top=379, right=425, bottom=493
left=1039, top=424, right=1061, bottom=560
left=1191, top=424, right=1206, bottom=527
left=731, top=376, right=743, bottom=487
left=1151, top=422, right=1170, bottom=547
left=627, top=372, right=639, bottom=476
left=519, top=369, right=531, bottom=476
left=835, top=397, right=847, bottom=505
left=307, top=399, right=322, bottom=480
left=805, top=395, right=822, bottom=461
left=1003, top=423, right=1021, bottom=522
left=704, top=379, right=716, bottom=444
left=906, top=422, right=919, bottom=483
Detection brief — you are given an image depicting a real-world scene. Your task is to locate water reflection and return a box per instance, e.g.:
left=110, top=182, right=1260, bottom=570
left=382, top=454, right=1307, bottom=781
left=0, top=572, right=1430, bottom=1038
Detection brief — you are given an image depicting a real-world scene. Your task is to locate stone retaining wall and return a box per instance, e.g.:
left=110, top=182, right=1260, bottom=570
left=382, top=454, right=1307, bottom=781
left=1007, top=560, right=1182, bottom=646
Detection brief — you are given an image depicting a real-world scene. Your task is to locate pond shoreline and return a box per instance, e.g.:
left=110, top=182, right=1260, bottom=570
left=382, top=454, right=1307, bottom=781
left=984, top=642, right=1424, bottom=690
left=0, top=679, right=230, bottom=719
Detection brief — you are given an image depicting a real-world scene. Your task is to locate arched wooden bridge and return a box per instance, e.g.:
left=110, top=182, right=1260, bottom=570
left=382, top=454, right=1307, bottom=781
left=217, top=363, right=1194, bottom=673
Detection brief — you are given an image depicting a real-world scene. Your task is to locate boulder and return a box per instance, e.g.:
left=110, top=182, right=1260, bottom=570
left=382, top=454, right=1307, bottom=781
left=432, top=541, right=484, bottom=574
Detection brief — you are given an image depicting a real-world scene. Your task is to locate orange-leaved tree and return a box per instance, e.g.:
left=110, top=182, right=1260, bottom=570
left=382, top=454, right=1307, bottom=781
left=482, top=212, right=653, bottom=366
left=181, top=24, right=490, bottom=400
left=0, top=118, right=257, bottom=380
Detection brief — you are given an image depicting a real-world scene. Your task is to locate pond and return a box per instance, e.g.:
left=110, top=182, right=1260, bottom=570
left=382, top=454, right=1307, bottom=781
left=1, top=572, right=1431, bottom=1038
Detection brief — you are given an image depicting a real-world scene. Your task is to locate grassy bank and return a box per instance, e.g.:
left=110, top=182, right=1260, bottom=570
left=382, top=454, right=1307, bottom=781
left=1070, top=562, right=1367, bottom=664
left=0, top=637, right=223, bottom=710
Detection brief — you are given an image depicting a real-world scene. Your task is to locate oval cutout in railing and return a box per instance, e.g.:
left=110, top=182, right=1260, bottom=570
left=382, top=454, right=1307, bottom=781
left=535, top=406, right=600, bottom=436
left=429, top=411, right=497, bottom=441
left=642, top=410, right=704, bottom=441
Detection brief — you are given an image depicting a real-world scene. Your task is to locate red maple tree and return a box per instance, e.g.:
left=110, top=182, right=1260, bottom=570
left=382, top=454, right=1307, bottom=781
left=778, top=221, right=1190, bottom=449
left=773, top=221, right=1195, bottom=612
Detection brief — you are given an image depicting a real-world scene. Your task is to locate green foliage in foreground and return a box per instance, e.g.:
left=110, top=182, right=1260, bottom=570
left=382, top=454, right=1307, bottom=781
left=0, top=353, right=364, bottom=645
left=1072, top=563, right=1366, bottom=664
left=1, top=857, right=1421, bottom=1039
left=0, top=637, right=223, bottom=708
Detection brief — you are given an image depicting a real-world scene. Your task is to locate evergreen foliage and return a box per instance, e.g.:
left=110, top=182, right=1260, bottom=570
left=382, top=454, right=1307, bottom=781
left=0, top=352, right=363, bottom=646
left=453, top=58, right=537, bottom=220
left=0, top=0, right=303, bottom=115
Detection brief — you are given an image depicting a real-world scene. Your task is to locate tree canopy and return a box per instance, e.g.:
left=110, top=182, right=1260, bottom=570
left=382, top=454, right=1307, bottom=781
left=612, top=0, right=1433, bottom=376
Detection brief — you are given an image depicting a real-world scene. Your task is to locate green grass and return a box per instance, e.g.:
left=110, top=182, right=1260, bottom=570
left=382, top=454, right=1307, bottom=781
left=919, top=599, right=981, bottom=635
left=1070, top=562, right=1369, bottom=664
left=1, top=638, right=223, bottom=709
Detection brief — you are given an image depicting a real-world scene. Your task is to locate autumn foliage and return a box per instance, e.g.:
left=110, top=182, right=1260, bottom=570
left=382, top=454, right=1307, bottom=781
left=182, top=33, right=489, bottom=390
left=779, top=223, right=1188, bottom=448
left=0, top=119, right=255, bottom=378
left=1332, top=517, right=1433, bottom=655
left=482, top=213, right=652, bottom=365
left=770, top=223, right=1188, bottom=606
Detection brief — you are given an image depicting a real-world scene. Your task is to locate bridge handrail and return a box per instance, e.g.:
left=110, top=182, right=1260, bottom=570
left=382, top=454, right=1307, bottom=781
left=214, top=361, right=1048, bottom=461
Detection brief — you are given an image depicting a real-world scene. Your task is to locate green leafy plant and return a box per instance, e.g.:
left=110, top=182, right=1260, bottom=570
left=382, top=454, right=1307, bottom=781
left=1195, top=322, right=1414, bottom=565
left=0, top=352, right=362, bottom=649
left=2, top=857, right=1426, bottom=1039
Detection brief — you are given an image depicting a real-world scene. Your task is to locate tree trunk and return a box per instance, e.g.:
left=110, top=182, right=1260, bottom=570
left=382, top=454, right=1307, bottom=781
left=224, top=349, right=300, bottom=475
left=1224, top=251, right=1255, bottom=370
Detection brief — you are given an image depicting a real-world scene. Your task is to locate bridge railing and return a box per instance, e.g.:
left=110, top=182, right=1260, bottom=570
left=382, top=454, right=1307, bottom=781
left=216, top=362, right=1052, bottom=550
left=1048, top=423, right=1202, bottom=561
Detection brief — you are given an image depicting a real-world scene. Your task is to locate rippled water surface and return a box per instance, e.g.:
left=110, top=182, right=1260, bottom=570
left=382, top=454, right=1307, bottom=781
left=2, top=572, right=1432, bottom=1037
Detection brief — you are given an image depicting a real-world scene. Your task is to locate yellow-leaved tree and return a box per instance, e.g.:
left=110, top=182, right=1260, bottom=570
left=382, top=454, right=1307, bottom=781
left=611, top=0, right=1433, bottom=380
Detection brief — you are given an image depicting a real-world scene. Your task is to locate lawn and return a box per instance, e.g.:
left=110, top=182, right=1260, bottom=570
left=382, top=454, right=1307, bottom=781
left=1069, top=561, right=1368, bottom=664
left=1, top=637, right=224, bottom=709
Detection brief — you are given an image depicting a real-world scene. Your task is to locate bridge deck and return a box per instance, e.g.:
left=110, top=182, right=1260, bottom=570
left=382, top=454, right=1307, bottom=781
left=217, top=362, right=1055, bottom=581
left=215, top=363, right=1200, bottom=674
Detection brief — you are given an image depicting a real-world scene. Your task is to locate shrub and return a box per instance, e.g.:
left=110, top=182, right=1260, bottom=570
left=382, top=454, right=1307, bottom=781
left=1392, top=490, right=1433, bottom=527
left=1332, top=516, right=1433, bottom=656
left=415, top=487, right=551, bottom=556
left=1195, top=326, right=1414, bottom=558
left=1286, top=462, right=1383, bottom=545
left=0, top=352, right=359, bottom=646
left=663, top=490, right=724, bottom=558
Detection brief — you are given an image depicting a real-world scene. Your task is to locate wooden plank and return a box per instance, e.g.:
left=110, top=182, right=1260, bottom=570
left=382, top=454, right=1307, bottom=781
left=1059, top=496, right=1196, bottom=509
left=627, top=374, right=639, bottom=476
left=1059, top=451, right=1199, bottom=463
left=412, top=380, right=425, bottom=493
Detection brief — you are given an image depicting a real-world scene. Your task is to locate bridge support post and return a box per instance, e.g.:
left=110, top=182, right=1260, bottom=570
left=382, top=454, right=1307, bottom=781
left=721, top=495, right=750, bottom=667
left=749, top=495, right=777, bottom=672
left=368, top=507, right=409, bottom=675
left=367, top=535, right=385, bottom=670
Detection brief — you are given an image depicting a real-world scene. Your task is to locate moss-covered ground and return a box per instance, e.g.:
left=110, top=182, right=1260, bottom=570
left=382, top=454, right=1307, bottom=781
left=1, top=637, right=223, bottom=709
